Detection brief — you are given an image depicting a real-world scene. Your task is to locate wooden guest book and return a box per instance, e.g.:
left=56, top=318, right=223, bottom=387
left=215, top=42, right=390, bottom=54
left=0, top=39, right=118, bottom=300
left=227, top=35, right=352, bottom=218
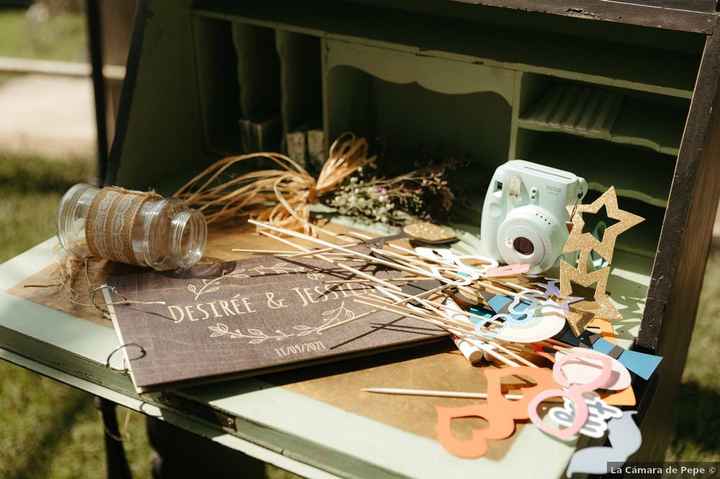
left=105, top=254, right=443, bottom=392
left=2, top=0, right=720, bottom=477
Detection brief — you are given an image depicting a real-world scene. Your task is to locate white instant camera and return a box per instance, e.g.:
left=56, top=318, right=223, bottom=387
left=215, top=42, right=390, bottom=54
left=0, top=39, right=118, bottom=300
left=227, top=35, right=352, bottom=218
left=480, top=160, right=588, bottom=273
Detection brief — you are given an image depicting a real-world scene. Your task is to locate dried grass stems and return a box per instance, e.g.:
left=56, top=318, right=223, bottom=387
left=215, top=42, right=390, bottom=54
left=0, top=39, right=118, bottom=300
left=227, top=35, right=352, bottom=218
left=173, top=133, right=374, bottom=234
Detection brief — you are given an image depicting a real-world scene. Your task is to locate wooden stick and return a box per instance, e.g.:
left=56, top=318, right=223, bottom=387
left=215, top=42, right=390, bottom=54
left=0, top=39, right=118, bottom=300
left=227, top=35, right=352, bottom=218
left=317, top=283, right=450, bottom=333
left=257, top=230, right=402, bottom=291
left=230, top=248, right=296, bottom=254
left=370, top=247, right=461, bottom=271
left=322, top=277, right=427, bottom=284
left=362, top=387, right=561, bottom=403
left=358, top=294, right=538, bottom=369
left=312, top=227, right=364, bottom=244
left=343, top=229, right=468, bottom=268
left=543, top=338, right=571, bottom=350
left=363, top=387, right=522, bottom=400
left=371, top=288, right=506, bottom=331
left=469, top=338, right=539, bottom=368
left=363, top=293, right=468, bottom=328
left=355, top=296, right=500, bottom=343
left=353, top=297, right=521, bottom=367
left=366, top=293, right=474, bottom=332
left=231, top=248, right=357, bottom=258
left=356, top=296, right=537, bottom=369
left=353, top=297, right=465, bottom=332
left=285, top=242, right=363, bottom=258
left=250, top=220, right=440, bottom=282
left=477, top=280, right=517, bottom=297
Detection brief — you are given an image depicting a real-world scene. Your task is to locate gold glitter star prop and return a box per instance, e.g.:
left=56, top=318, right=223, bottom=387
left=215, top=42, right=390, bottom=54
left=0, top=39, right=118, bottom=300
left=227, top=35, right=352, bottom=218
left=565, top=310, right=595, bottom=337
left=562, top=186, right=645, bottom=263
left=559, top=251, right=621, bottom=321
left=570, top=296, right=621, bottom=322
left=560, top=251, right=609, bottom=297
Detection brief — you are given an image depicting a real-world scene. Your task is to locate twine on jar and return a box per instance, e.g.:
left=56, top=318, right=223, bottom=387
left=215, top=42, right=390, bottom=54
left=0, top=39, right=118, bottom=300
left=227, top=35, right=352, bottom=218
left=173, top=133, right=374, bottom=235
left=85, top=186, right=162, bottom=266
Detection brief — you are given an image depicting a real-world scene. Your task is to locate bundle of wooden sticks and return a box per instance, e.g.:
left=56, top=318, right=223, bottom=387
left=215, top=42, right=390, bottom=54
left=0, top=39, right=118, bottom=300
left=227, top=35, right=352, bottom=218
left=231, top=202, right=659, bottom=467
left=233, top=219, right=597, bottom=368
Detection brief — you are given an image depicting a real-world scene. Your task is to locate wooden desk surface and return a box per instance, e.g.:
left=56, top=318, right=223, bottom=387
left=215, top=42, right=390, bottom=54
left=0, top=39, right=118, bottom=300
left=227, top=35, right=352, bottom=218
left=0, top=226, right=649, bottom=478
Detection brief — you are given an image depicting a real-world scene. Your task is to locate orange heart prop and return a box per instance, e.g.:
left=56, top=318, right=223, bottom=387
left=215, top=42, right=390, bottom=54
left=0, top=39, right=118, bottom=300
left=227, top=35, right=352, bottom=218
left=436, top=367, right=559, bottom=458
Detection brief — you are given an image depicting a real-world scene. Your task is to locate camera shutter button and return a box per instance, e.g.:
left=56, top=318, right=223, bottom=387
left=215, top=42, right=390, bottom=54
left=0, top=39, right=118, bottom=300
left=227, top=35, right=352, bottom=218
left=508, top=176, right=522, bottom=201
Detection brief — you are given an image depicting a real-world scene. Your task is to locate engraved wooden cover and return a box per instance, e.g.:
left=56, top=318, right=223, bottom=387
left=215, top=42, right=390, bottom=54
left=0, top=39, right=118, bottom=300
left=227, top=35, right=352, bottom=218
left=106, top=255, right=445, bottom=391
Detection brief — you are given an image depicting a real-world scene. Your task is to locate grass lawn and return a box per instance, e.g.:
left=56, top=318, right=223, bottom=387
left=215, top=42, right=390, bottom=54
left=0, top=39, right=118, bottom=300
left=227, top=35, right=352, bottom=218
left=0, top=8, right=88, bottom=91
left=0, top=153, right=155, bottom=479
left=667, top=248, right=720, bottom=461
left=0, top=8, right=87, bottom=62
left=0, top=151, right=718, bottom=477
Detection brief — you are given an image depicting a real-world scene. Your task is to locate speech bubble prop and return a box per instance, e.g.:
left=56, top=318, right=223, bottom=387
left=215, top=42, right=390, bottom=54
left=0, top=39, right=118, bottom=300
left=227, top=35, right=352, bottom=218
left=556, top=348, right=631, bottom=391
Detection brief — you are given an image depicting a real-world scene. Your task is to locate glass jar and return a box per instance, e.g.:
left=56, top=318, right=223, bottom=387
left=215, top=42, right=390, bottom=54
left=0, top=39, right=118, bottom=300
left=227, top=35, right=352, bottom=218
left=57, top=183, right=207, bottom=270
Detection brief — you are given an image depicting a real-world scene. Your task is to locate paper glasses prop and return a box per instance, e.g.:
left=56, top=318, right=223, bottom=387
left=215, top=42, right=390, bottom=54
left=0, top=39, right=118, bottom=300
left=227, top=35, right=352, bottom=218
left=528, top=350, right=614, bottom=440
left=435, top=350, right=617, bottom=458
left=436, top=366, right=558, bottom=458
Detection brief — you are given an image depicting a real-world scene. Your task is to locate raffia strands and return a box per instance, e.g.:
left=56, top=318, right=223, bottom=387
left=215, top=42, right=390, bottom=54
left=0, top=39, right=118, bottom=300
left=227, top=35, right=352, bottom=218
left=172, top=133, right=374, bottom=234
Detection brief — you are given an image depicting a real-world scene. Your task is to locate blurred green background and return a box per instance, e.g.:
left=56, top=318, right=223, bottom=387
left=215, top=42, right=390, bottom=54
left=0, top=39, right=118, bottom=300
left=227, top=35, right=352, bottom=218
left=0, top=4, right=718, bottom=479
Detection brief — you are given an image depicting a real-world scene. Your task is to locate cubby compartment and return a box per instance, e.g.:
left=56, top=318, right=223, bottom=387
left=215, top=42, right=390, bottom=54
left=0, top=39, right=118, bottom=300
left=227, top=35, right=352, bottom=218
left=510, top=72, right=685, bottom=280
left=191, top=15, right=324, bottom=162
left=276, top=31, right=322, bottom=134
left=325, top=39, right=514, bottom=187
left=192, top=17, right=244, bottom=155
left=515, top=131, right=675, bottom=208
left=517, top=74, right=690, bottom=156
left=232, top=23, right=282, bottom=153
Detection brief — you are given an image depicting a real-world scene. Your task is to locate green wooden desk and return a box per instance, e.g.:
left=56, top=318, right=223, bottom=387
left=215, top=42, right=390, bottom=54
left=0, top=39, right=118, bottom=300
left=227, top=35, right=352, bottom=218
left=0, top=231, right=655, bottom=478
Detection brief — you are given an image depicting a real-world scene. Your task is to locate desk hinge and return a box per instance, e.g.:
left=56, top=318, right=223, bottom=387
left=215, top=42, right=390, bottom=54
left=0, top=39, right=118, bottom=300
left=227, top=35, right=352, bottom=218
left=158, top=392, right=237, bottom=432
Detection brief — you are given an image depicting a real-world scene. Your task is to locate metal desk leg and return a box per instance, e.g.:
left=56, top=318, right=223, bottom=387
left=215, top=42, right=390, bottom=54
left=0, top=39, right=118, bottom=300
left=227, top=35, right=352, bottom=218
left=96, top=397, right=133, bottom=479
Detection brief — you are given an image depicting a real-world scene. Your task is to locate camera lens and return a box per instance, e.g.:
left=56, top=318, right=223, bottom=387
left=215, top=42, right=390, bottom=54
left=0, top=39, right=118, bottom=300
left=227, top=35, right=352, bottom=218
left=512, top=237, right=535, bottom=256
